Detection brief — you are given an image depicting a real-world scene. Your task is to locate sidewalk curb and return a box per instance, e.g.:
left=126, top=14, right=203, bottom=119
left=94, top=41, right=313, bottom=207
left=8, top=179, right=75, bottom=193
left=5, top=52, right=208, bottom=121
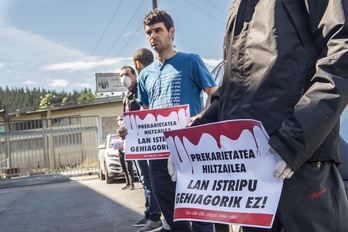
left=0, top=174, right=98, bottom=189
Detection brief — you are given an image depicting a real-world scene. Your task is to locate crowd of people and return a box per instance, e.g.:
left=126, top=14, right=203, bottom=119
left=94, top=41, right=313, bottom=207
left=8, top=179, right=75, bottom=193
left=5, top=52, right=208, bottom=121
left=114, top=2, right=348, bottom=232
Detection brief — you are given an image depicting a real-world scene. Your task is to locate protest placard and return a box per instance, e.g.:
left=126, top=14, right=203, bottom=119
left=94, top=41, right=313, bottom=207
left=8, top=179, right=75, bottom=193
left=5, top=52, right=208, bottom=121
left=123, top=105, right=190, bottom=160
left=112, top=135, right=124, bottom=150
left=163, top=119, right=283, bottom=228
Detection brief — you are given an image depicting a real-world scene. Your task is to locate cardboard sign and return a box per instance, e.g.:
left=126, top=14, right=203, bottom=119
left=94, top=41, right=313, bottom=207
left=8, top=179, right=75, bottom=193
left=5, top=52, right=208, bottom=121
left=123, top=105, right=190, bottom=160
left=163, top=119, right=283, bottom=228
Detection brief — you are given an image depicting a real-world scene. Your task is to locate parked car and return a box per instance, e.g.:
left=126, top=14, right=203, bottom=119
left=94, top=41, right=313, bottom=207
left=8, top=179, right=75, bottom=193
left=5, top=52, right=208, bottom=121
left=98, top=133, right=124, bottom=184
left=211, top=61, right=348, bottom=196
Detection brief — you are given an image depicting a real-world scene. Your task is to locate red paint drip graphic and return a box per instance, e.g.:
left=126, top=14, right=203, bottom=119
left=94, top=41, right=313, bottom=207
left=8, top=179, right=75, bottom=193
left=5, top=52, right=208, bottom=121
left=124, top=105, right=189, bottom=121
left=168, top=119, right=269, bottom=174
left=124, top=105, right=189, bottom=137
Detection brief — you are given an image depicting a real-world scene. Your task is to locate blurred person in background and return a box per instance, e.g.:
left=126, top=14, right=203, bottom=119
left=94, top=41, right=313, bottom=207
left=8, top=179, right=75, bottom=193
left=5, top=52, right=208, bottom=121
left=116, top=115, right=135, bottom=190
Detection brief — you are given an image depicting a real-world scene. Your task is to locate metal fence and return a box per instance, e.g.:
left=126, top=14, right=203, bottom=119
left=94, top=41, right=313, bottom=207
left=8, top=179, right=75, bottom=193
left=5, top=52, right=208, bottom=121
left=0, top=116, right=101, bottom=180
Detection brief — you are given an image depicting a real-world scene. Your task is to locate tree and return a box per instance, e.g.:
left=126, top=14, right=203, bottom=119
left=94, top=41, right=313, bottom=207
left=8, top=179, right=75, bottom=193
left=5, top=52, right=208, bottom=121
left=40, top=93, right=56, bottom=109
left=0, top=86, right=99, bottom=112
left=77, top=92, right=97, bottom=104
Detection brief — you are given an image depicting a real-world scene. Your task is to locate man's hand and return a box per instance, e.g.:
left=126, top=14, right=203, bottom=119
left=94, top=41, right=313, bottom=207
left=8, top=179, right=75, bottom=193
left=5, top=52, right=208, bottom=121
left=189, top=114, right=202, bottom=126
left=117, top=127, right=128, bottom=140
left=269, top=147, right=294, bottom=180
left=273, top=158, right=294, bottom=180
left=167, top=155, right=177, bottom=182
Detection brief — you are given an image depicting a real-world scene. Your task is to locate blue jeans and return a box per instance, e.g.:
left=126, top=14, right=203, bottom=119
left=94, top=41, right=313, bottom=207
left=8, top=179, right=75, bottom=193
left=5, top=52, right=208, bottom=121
left=135, top=160, right=162, bottom=222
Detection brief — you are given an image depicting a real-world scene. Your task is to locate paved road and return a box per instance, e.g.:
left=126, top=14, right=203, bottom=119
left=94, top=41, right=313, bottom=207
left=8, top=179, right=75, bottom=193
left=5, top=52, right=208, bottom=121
left=0, top=175, right=240, bottom=232
left=0, top=175, right=146, bottom=232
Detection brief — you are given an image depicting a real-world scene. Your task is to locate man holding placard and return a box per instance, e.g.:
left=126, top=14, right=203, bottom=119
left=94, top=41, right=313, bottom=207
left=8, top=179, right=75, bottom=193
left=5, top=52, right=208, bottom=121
left=189, top=1, right=348, bottom=232
left=120, top=8, right=218, bottom=232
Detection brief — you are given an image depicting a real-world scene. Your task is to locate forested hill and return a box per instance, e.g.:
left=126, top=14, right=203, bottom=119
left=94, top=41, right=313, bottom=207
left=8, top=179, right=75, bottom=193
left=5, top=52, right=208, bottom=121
left=0, top=86, right=95, bottom=112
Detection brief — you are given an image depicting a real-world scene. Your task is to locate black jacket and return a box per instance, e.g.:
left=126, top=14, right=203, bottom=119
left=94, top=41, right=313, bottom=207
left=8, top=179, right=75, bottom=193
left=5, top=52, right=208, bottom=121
left=123, top=84, right=140, bottom=113
left=196, top=0, right=348, bottom=172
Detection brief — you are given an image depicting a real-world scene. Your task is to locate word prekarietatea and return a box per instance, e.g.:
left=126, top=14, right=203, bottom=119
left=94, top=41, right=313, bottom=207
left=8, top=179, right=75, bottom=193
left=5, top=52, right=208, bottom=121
left=191, top=149, right=256, bottom=173
left=129, top=121, right=177, bottom=152
left=138, top=121, right=177, bottom=135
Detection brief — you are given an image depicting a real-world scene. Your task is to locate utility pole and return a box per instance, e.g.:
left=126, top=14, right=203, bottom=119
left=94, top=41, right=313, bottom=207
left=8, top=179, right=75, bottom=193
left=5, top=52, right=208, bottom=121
left=152, top=0, right=158, bottom=9
left=40, top=93, right=56, bottom=169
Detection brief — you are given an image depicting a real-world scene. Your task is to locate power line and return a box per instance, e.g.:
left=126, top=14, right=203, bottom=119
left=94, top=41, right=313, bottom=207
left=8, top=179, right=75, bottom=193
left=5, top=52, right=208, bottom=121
left=89, top=1, right=124, bottom=59
left=77, top=0, right=227, bottom=89
left=111, top=22, right=144, bottom=64
left=102, top=0, right=145, bottom=59
left=79, top=0, right=146, bottom=86
left=205, top=0, right=228, bottom=16
left=185, top=0, right=225, bottom=25
left=95, top=21, right=144, bottom=74
left=68, top=0, right=123, bottom=87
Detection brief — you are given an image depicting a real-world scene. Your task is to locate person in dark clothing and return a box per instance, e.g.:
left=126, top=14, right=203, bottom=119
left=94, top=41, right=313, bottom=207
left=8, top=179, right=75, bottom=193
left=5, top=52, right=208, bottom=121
left=117, top=115, right=134, bottom=190
left=185, top=1, right=348, bottom=231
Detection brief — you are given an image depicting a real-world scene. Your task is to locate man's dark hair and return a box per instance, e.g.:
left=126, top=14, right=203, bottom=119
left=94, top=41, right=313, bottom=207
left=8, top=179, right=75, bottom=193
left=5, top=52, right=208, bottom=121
left=133, top=48, right=154, bottom=67
left=120, top=65, right=136, bottom=75
left=144, top=9, right=174, bottom=32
